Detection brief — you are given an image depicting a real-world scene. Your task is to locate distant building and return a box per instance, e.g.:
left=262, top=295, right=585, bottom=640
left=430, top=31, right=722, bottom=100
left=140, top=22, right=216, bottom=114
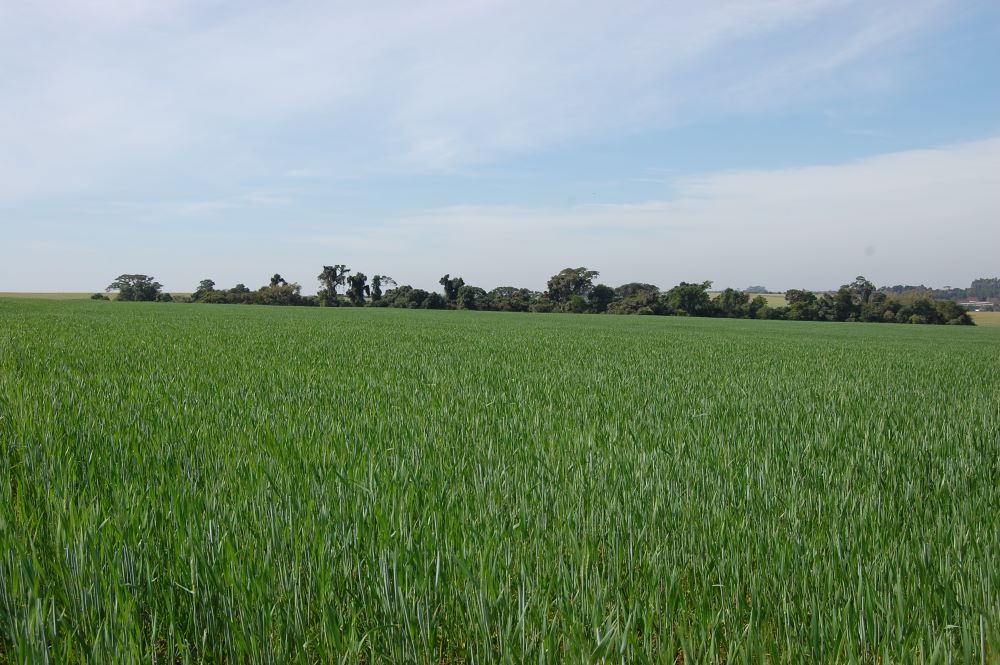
left=959, top=300, right=996, bottom=312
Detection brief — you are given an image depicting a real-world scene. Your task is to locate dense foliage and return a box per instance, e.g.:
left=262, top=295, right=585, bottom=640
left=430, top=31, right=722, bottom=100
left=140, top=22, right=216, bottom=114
left=167, top=269, right=981, bottom=326
left=105, top=274, right=169, bottom=302
left=190, top=276, right=314, bottom=306
left=1, top=300, right=997, bottom=662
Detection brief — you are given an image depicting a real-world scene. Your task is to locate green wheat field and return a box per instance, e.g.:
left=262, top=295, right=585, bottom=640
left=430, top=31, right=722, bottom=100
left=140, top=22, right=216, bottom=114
left=2, top=298, right=998, bottom=663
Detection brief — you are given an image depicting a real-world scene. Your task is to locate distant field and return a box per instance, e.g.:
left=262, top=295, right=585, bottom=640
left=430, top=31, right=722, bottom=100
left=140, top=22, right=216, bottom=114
left=710, top=291, right=787, bottom=307
left=0, top=292, right=100, bottom=299
left=2, top=299, right=998, bottom=662
left=0, top=292, right=190, bottom=299
left=752, top=292, right=786, bottom=306
left=972, top=311, right=1000, bottom=327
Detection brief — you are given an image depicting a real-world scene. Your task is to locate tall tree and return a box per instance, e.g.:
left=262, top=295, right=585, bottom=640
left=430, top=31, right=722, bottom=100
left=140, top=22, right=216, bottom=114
left=370, top=275, right=394, bottom=302
left=346, top=272, right=369, bottom=306
left=831, top=287, right=857, bottom=321
left=106, top=274, right=164, bottom=302
left=456, top=285, right=486, bottom=310
left=847, top=276, right=875, bottom=305
left=546, top=267, right=599, bottom=304
left=439, top=274, right=465, bottom=303
left=192, top=279, right=216, bottom=301
left=665, top=281, right=713, bottom=316
left=589, top=284, right=615, bottom=313
left=317, top=265, right=350, bottom=306
left=270, top=274, right=287, bottom=287
left=970, top=277, right=1000, bottom=300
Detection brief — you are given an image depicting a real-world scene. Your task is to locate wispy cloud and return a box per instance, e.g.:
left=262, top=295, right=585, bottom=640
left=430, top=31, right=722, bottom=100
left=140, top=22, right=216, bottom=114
left=0, top=0, right=950, bottom=200
left=284, top=136, right=999, bottom=292
left=3, top=1, right=993, bottom=293
left=1, top=136, right=995, bottom=291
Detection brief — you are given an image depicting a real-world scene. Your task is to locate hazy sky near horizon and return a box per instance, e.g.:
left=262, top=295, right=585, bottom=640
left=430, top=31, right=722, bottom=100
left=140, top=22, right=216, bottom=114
left=1, top=0, right=998, bottom=293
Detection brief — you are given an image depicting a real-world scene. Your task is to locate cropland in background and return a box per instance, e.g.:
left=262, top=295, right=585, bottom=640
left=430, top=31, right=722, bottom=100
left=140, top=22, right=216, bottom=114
left=0, top=292, right=99, bottom=299
left=972, top=311, right=1000, bottom=327
left=1, top=299, right=998, bottom=663
left=708, top=291, right=787, bottom=307
left=0, top=292, right=192, bottom=300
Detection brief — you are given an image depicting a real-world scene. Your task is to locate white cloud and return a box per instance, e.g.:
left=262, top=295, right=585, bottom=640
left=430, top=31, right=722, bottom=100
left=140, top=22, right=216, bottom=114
left=3, top=0, right=990, bottom=294
left=1, top=137, right=995, bottom=291
left=289, top=136, right=999, bottom=292
left=0, top=0, right=950, bottom=200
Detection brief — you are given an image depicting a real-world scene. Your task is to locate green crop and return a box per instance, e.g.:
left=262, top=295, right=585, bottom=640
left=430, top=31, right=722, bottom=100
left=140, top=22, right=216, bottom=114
left=1, top=298, right=998, bottom=663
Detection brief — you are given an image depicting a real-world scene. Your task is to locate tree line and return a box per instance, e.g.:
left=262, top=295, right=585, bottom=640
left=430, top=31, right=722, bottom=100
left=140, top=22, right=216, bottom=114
left=100, top=268, right=982, bottom=325
left=881, top=278, right=1000, bottom=303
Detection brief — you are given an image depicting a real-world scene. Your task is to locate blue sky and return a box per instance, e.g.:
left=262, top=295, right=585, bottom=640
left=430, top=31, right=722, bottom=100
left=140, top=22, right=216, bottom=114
left=1, top=0, right=998, bottom=293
